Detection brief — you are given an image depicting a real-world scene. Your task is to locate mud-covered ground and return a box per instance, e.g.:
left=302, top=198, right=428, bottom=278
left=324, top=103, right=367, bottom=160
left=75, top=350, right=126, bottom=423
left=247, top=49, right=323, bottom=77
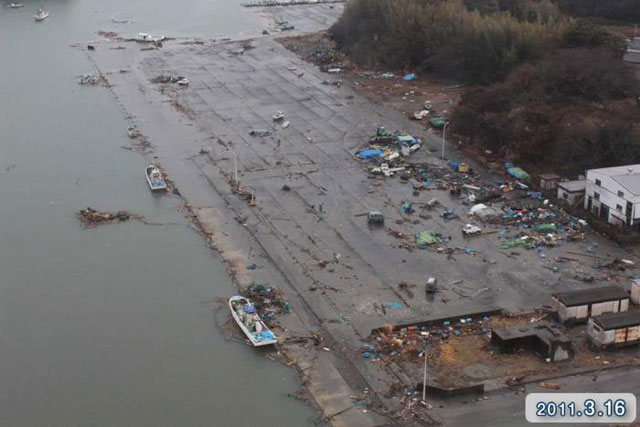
left=84, top=4, right=640, bottom=425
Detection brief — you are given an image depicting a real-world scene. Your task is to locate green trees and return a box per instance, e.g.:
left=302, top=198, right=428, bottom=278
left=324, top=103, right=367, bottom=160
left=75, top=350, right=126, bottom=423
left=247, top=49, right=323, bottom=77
left=330, top=0, right=565, bottom=83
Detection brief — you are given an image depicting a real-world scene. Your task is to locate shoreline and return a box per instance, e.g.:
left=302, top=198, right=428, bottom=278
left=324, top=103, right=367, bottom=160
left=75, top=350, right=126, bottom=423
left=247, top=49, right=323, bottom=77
left=83, top=4, right=640, bottom=425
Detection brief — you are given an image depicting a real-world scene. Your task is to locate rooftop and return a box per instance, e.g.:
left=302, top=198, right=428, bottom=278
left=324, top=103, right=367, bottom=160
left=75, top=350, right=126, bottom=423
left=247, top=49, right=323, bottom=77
left=591, top=310, right=640, bottom=330
left=558, top=179, right=586, bottom=193
left=588, top=165, right=640, bottom=195
left=553, top=285, right=629, bottom=307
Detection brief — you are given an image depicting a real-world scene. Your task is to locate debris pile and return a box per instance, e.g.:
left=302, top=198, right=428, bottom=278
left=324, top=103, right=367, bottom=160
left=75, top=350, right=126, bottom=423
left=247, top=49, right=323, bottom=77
left=78, top=73, right=106, bottom=86
left=242, top=283, right=290, bottom=327
left=364, top=316, right=495, bottom=363
left=150, top=74, right=189, bottom=85
left=355, top=127, right=422, bottom=168
left=76, top=207, right=137, bottom=228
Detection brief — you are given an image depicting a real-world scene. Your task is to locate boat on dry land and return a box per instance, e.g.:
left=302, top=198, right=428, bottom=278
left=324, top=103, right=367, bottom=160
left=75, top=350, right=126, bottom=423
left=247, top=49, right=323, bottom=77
left=229, top=296, right=277, bottom=346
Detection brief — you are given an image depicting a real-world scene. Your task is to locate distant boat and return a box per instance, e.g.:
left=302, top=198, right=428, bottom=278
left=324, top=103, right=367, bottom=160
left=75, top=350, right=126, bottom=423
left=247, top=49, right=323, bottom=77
left=35, top=8, right=49, bottom=21
left=229, top=296, right=277, bottom=346
left=9, top=3, right=24, bottom=8
left=145, top=164, right=167, bottom=191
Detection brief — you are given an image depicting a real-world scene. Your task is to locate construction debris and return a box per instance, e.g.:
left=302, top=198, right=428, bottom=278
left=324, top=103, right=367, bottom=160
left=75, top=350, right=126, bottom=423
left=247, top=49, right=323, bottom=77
left=242, top=283, right=290, bottom=328
left=76, top=207, right=137, bottom=228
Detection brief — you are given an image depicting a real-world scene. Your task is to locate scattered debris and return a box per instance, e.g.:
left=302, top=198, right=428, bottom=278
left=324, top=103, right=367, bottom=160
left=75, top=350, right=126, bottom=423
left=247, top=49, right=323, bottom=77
left=76, top=207, right=138, bottom=228
left=242, top=283, right=290, bottom=328
left=249, top=129, right=272, bottom=137
left=538, top=381, right=561, bottom=390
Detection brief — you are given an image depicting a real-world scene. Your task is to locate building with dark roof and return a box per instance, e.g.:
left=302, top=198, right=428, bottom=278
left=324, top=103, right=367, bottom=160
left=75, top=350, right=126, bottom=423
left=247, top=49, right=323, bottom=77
left=552, top=285, right=629, bottom=323
left=491, top=323, right=574, bottom=361
left=588, top=310, right=640, bottom=348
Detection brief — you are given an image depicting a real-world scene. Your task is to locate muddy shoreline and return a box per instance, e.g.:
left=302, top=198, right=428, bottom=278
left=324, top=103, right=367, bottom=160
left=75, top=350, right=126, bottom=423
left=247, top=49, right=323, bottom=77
left=83, top=4, right=640, bottom=425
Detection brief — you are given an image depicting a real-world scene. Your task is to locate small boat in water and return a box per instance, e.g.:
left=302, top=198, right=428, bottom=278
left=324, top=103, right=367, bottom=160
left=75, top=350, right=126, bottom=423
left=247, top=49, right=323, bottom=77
left=145, top=164, right=167, bottom=191
left=34, top=7, right=49, bottom=21
left=229, top=296, right=277, bottom=346
left=9, top=3, right=24, bottom=8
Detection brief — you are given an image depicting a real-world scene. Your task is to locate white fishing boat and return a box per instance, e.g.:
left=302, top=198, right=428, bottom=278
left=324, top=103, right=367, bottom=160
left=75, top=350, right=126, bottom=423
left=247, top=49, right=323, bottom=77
left=34, top=7, right=49, bottom=21
left=272, top=111, right=285, bottom=121
left=229, top=296, right=277, bottom=346
left=145, top=164, right=167, bottom=191
left=35, top=8, right=49, bottom=21
left=9, top=3, right=24, bottom=9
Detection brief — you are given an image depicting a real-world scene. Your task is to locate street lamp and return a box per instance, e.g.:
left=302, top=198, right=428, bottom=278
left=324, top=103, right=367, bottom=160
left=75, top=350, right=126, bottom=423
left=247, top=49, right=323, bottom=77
left=441, top=121, right=450, bottom=161
left=422, top=345, right=428, bottom=402
left=233, top=151, right=238, bottom=187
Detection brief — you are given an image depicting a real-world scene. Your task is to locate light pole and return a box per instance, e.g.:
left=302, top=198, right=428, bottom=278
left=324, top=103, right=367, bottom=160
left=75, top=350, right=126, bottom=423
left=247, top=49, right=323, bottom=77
left=422, top=345, right=427, bottom=402
left=233, top=151, right=238, bottom=187
left=441, top=121, right=449, bottom=161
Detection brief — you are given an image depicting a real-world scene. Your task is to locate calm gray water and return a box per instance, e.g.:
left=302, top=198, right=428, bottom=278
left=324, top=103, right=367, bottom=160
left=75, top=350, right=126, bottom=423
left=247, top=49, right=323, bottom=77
left=0, top=1, right=313, bottom=425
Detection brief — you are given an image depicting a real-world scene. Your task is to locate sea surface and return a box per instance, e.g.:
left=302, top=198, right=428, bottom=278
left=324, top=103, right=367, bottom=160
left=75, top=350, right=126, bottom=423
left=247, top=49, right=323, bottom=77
left=0, top=1, right=313, bottom=425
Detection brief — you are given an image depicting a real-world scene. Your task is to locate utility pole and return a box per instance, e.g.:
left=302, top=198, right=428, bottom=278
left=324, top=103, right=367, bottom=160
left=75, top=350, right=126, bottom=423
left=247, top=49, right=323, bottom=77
left=233, top=151, right=238, bottom=187
left=422, top=346, right=427, bottom=402
left=441, top=121, right=449, bottom=161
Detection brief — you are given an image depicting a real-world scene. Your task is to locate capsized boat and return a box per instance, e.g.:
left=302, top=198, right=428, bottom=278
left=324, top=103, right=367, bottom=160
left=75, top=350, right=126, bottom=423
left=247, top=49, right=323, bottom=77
left=35, top=7, right=49, bottom=21
left=229, top=296, right=277, bottom=346
left=145, top=164, right=167, bottom=191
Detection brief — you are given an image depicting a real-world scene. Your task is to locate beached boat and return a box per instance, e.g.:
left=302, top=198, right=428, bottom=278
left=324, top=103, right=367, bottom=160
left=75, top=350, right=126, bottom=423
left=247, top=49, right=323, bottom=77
left=34, top=8, right=49, bottom=21
left=145, top=164, right=167, bottom=191
left=229, top=295, right=277, bottom=346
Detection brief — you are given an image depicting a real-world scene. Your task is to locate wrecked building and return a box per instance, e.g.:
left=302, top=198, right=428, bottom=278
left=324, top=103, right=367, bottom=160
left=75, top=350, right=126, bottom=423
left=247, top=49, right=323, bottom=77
left=491, top=323, right=574, bottom=362
left=588, top=310, right=640, bottom=349
left=557, top=179, right=585, bottom=207
left=539, top=174, right=560, bottom=191
left=552, top=285, right=629, bottom=323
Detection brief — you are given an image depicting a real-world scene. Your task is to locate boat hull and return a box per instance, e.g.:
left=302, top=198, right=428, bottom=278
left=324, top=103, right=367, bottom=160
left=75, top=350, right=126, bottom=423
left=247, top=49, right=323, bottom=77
left=145, top=166, right=167, bottom=191
left=229, top=296, right=277, bottom=346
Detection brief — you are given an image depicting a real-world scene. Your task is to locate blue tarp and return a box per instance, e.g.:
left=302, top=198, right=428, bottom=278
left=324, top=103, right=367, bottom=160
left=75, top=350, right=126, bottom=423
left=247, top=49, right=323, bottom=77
left=505, top=162, right=530, bottom=180
left=253, top=330, right=276, bottom=342
left=403, top=73, right=417, bottom=81
left=357, top=149, right=383, bottom=160
left=396, top=135, right=420, bottom=145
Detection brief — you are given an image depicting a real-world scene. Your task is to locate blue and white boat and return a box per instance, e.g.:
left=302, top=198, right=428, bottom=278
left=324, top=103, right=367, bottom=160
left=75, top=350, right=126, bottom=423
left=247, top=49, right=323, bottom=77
left=229, top=295, right=277, bottom=346
left=145, top=164, right=167, bottom=191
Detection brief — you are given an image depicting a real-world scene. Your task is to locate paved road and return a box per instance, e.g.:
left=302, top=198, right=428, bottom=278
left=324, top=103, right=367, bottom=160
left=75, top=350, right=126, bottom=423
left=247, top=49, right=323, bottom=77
left=439, top=366, right=640, bottom=426
left=87, top=6, right=640, bottom=424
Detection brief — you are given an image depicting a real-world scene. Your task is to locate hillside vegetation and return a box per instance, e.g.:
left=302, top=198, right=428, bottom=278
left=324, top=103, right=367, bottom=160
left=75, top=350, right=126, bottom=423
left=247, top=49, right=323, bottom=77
left=330, top=0, right=640, bottom=175
left=331, top=0, right=566, bottom=84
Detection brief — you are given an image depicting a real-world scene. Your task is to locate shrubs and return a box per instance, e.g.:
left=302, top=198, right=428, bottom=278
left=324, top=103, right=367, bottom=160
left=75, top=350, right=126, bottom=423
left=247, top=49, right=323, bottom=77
left=555, top=0, right=640, bottom=22
left=330, top=0, right=565, bottom=84
left=452, top=48, right=640, bottom=174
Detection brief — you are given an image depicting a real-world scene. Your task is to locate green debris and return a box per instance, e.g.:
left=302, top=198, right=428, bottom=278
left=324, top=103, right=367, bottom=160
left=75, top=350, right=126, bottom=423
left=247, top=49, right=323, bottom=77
left=416, top=230, right=443, bottom=248
left=499, top=237, right=537, bottom=250
left=534, top=223, right=557, bottom=233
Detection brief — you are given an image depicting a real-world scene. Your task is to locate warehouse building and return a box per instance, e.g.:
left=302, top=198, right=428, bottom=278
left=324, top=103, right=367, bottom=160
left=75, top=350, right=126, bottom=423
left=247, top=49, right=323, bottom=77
left=552, top=285, right=629, bottom=323
left=584, top=165, right=640, bottom=227
left=588, top=311, right=640, bottom=349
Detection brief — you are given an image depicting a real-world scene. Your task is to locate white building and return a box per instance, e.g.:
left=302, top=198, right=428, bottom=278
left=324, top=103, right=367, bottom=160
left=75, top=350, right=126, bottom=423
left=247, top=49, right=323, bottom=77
left=584, top=165, right=640, bottom=227
left=557, top=179, right=585, bottom=207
